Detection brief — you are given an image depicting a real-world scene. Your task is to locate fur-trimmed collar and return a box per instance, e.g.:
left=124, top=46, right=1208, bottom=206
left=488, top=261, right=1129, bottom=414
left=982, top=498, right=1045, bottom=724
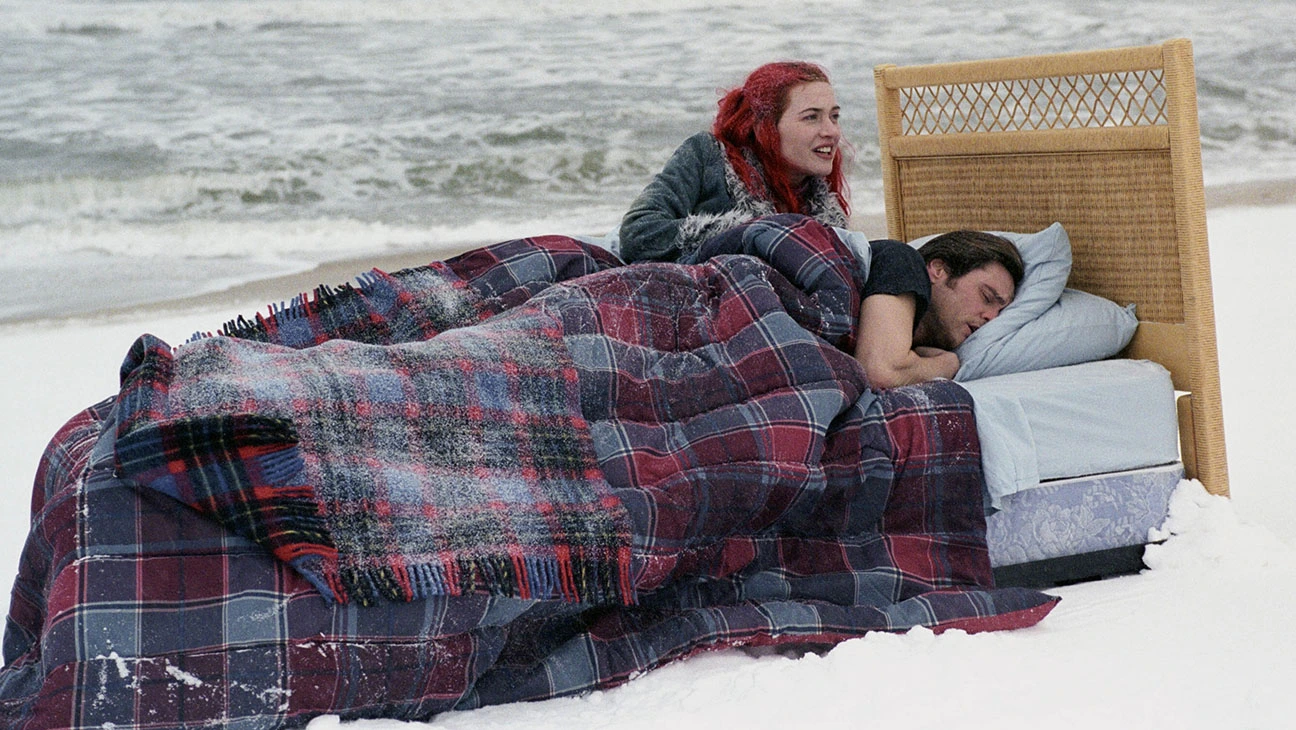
left=723, top=146, right=849, bottom=229
left=672, top=138, right=849, bottom=260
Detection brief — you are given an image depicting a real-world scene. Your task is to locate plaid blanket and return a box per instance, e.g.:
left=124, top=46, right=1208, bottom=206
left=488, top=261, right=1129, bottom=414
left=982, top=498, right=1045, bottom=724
left=113, top=310, right=631, bottom=608
left=0, top=215, right=1057, bottom=729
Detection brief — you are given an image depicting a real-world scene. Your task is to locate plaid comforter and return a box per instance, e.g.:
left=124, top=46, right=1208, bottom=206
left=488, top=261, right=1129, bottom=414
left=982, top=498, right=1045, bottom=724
left=0, top=215, right=1057, bottom=729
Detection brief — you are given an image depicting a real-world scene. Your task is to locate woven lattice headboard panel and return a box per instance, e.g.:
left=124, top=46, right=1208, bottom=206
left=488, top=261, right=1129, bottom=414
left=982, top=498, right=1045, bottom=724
left=874, top=39, right=1228, bottom=496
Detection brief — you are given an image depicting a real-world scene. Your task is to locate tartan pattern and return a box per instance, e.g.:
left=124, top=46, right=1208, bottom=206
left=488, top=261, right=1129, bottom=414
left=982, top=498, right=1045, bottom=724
left=686, top=212, right=867, bottom=352
left=215, top=234, right=621, bottom=348
left=115, top=308, right=631, bottom=607
left=1, top=216, right=1058, bottom=729
left=114, top=409, right=331, bottom=567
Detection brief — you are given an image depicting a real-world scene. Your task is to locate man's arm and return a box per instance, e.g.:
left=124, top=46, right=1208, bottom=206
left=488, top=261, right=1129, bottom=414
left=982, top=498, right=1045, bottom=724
left=854, top=293, right=958, bottom=388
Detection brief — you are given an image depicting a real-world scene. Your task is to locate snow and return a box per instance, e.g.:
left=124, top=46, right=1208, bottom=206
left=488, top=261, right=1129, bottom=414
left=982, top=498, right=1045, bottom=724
left=1, top=204, right=1294, bottom=729
left=331, top=480, right=1296, bottom=730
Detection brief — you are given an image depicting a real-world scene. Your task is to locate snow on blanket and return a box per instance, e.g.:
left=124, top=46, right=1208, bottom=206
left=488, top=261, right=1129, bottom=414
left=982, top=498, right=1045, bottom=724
left=0, top=215, right=1057, bottom=729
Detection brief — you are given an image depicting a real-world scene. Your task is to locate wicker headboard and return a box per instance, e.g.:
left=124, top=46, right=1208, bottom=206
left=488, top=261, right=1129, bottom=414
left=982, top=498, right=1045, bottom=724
left=874, top=38, right=1228, bottom=496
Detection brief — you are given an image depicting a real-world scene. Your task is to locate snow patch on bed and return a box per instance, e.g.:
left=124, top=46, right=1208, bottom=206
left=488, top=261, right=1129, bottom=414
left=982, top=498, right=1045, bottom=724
left=164, top=663, right=204, bottom=688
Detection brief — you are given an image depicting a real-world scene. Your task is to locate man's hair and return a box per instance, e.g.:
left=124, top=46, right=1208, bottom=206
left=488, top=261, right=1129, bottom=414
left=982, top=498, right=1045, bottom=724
left=917, top=230, right=1024, bottom=286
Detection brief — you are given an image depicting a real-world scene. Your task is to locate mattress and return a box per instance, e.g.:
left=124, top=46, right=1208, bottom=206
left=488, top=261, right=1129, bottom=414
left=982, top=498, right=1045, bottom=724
left=987, top=461, right=1183, bottom=567
left=962, top=359, right=1180, bottom=508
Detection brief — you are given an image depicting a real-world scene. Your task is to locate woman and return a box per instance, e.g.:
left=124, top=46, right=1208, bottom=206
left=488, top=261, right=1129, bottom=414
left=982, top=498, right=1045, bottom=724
left=617, top=61, right=852, bottom=263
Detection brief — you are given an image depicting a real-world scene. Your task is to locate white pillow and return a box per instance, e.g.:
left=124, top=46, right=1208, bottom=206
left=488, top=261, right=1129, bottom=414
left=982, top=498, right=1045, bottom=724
left=957, top=289, right=1138, bottom=380
left=907, top=223, right=1138, bottom=379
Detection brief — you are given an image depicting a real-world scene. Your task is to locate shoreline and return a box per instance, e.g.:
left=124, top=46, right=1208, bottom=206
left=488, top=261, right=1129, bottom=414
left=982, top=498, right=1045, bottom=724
left=1204, top=177, right=1296, bottom=208
left=3, top=179, right=1291, bottom=332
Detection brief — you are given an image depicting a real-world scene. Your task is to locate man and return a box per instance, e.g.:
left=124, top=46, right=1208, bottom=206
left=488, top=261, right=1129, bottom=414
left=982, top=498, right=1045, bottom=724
left=854, top=231, right=1024, bottom=389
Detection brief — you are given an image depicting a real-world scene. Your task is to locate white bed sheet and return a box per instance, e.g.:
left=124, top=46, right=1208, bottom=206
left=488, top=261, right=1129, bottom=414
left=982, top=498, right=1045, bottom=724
left=962, top=359, right=1180, bottom=509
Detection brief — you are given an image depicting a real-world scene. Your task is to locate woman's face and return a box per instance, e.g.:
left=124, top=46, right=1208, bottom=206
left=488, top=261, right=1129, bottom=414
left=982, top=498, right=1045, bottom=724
left=776, top=81, right=841, bottom=183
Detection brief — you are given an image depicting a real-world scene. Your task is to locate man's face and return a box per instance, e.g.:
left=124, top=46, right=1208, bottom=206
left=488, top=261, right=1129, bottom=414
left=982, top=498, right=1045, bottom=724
left=921, top=261, right=1015, bottom=349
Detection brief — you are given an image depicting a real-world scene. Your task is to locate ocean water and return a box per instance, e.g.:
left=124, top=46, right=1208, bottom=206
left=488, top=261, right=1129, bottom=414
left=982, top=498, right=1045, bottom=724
left=2, top=0, right=1294, bottom=322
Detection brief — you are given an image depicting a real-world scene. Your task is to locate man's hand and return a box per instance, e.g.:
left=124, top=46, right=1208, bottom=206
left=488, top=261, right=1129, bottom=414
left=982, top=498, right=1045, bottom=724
left=914, top=346, right=960, bottom=379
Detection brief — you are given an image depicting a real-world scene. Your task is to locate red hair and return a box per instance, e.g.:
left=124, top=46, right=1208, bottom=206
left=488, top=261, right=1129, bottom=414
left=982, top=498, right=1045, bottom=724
left=711, top=61, right=851, bottom=217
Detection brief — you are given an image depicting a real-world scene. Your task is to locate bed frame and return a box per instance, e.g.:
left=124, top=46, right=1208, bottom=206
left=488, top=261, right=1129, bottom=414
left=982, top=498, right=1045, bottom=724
left=874, top=38, right=1228, bottom=498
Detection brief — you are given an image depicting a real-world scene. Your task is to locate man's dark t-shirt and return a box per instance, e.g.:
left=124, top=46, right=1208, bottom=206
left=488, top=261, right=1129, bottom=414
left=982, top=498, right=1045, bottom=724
left=864, top=239, right=931, bottom=327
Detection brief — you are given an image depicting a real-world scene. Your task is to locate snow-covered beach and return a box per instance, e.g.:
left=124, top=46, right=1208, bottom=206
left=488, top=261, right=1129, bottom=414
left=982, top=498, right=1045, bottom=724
left=1, top=192, right=1294, bottom=730
left=5, top=0, right=1296, bottom=726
